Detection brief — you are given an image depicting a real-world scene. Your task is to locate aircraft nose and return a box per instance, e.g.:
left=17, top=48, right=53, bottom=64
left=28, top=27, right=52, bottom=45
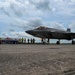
left=25, top=30, right=32, bottom=34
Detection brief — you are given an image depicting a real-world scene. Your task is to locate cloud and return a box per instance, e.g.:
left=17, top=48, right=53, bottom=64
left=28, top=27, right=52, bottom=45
left=1, top=31, right=31, bottom=38
left=0, top=0, right=53, bottom=20
left=0, top=0, right=27, bottom=17
left=9, top=29, right=15, bottom=32
left=34, top=0, right=51, bottom=11
left=0, top=7, right=10, bottom=16
left=11, top=17, right=43, bottom=30
left=0, top=0, right=75, bottom=18
left=0, top=1, right=11, bottom=17
left=50, top=0, right=75, bottom=16
left=27, top=18, right=43, bottom=28
left=10, top=31, right=35, bottom=38
left=0, top=0, right=38, bottom=17
left=10, top=3, right=23, bottom=17
left=11, top=18, right=67, bottom=32
left=11, top=31, right=27, bottom=37
left=1, top=32, right=9, bottom=37
left=69, top=23, right=75, bottom=29
left=50, top=22, right=66, bottom=30
left=0, top=0, right=75, bottom=38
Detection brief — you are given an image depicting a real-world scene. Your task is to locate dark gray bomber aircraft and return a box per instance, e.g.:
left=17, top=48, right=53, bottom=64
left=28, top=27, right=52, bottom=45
left=25, top=26, right=75, bottom=44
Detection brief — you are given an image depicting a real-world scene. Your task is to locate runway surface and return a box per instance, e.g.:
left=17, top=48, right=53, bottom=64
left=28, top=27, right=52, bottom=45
left=0, top=44, right=75, bottom=75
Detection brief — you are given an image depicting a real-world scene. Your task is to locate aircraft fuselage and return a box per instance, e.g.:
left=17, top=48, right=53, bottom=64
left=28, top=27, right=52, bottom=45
left=26, top=26, right=74, bottom=40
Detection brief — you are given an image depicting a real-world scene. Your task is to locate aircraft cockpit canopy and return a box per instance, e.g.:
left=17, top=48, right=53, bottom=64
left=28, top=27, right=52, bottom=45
left=36, top=26, right=47, bottom=30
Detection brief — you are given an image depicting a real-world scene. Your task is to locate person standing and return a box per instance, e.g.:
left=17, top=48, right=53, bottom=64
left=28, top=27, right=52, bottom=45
left=27, top=38, right=30, bottom=44
left=33, top=38, right=35, bottom=44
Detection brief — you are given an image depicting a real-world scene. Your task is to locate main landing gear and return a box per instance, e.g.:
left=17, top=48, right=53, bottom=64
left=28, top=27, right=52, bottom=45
left=41, top=38, right=50, bottom=44
left=72, top=40, right=75, bottom=44
left=56, top=40, right=75, bottom=44
left=47, top=38, right=50, bottom=44
left=56, top=40, right=60, bottom=44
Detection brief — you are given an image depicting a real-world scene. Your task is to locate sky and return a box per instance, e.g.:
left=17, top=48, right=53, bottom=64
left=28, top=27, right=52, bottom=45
left=0, top=0, right=75, bottom=42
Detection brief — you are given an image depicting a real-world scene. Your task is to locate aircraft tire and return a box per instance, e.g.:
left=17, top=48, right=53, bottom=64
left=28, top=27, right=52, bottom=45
left=72, top=40, right=75, bottom=44
left=56, top=41, right=60, bottom=44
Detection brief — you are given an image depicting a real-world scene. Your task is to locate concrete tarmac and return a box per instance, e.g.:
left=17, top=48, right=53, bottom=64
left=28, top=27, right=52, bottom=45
left=0, top=44, right=75, bottom=75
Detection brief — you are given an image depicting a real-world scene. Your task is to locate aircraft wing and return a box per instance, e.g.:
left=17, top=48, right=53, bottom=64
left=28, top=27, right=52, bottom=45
left=59, top=32, right=75, bottom=39
left=69, top=33, right=75, bottom=38
left=50, top=31, right=75, bottom=39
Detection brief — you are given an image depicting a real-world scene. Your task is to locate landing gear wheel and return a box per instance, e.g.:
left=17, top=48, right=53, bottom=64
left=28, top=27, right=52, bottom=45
left=56, top=41, right=60, bottom=44
left=72, top=40, right=75, bottom=44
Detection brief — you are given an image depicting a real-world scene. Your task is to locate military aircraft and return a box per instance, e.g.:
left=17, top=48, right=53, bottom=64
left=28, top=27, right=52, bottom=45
left=25, top=26, right=75, bottom=44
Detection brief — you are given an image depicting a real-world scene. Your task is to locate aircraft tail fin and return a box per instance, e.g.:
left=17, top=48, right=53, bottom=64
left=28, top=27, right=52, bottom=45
left=67, top=28, right=71, bottom=32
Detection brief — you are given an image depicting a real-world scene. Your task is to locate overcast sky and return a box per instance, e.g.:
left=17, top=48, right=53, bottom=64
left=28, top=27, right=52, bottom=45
left=0, top=0, right=75, bottom=40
